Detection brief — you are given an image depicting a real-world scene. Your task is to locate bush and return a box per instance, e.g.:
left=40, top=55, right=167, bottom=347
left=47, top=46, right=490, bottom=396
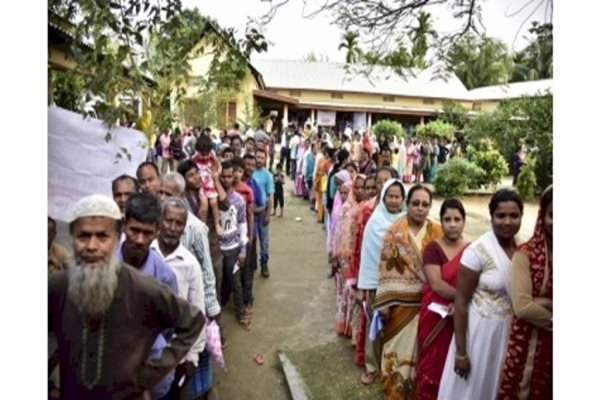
left=467, top=144, right=510, bottom=189
left=516, top=156, right=537, bottom=200
left=433, top=158, right=485, bottom=198
left=439, top=101, right=468, bottom=130
left=415, top=119, right=456, bottom=141
left=373, top=119, right=406, bottom=143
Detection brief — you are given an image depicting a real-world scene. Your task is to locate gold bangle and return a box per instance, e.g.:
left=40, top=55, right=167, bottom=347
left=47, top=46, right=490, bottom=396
left=455, top=353, right=469, bottom=361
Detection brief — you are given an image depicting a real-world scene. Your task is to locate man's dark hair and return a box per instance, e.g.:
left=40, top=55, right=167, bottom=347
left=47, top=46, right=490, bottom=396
left=124, top=192, right=162, bottom=224
left=221, top=147, right=235, bottom=157
left=195, top=133, right=213, bottom=155
left=233, top=123, right=240, bottom=130
left=230, top=136, right=243, bottom=145
left=111, top=174, right=139, bottom=194
left=245, top=137, right=256, bottom=145
left=381, top=146, right=392, bottom=154
left=375, top=166, right=399, bottom=179
left=177, top=159, right=198, bottom=177
left=136, top=161, right=159, bottom=179
left=231, top=156, right=245, bottom=170
left=243, top=153, right=256, bottom=161
left=221, top=160, right=234, bottom=172
left=255, top=148, right=267, bottom=157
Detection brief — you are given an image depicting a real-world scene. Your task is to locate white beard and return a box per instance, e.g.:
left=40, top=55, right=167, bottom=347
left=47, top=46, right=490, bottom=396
left=67, top=255, right=121, bottom=318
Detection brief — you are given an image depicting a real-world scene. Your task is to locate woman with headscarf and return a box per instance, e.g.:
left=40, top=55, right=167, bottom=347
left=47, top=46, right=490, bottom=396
left=333, top=174, right=367, bottom=336
left=438, top=189, right=524, bottom=400
left=294, top=138, right=308, bottom=197
left=357, top=178, right=405, bottom=385
left=416, top=199, right=469, bottom=400
left=497, top=186, right=552, bottom=399
left=327, top=170, right=352, bottom=275
left=373, top=184, right=443, bottom=399
left=314, top=146, right=332, bottom=223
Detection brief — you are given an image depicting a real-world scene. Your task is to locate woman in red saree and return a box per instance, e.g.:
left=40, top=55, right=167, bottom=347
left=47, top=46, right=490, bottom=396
left=415, top=199, right=469, bottom=400
left=349, top=174, right=378, bottom=367
left=497, top=186, right=552, bottom=399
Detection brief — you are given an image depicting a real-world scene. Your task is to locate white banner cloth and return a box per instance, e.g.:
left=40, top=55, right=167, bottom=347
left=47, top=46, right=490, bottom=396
left=48, top=106, right=148, bottom=222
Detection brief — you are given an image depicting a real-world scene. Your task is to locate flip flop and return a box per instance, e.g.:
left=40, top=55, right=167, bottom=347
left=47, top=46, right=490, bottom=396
left=360, top=372, right=376, bottom=385
left=254, top=353, right=265, bottom=366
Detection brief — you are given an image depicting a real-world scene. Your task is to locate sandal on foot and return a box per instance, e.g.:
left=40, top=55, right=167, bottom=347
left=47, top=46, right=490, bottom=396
left=360, top=372, right=376, bottom=385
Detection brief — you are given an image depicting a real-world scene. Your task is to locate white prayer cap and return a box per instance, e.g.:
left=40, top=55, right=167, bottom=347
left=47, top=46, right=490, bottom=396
left=70, top=194, right=122, bottom=223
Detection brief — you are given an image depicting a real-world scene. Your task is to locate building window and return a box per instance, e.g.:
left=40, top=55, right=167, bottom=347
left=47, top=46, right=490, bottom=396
left=331, top=92, right=344, bottom=99
left=472, top=102, right=482, bottom=111
left=383, top=95, right=395, bottom=102
left=423, top=98, right=435, bottom=105
left=289, top=90, right=302, bottom=97
left=217, top=101, right=237, bottom=129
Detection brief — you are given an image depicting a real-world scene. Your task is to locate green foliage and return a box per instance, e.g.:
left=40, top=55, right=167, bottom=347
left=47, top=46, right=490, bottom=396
left=516, top=156, right=537, bottom=200
left=237, top=100, right=263, bottom=129
left=511, top=22, right=552, bottom=82
left=409, top=12, right=437, bottom=69
left=182, top=90, right=218, bottom=128
left=414, top=120, right=455, bottom=141
left=339, top=31, right=361, bottom=64
left=433, top=158, right=485, bottom=198
left=466, top=144, right=509, bottom=188
left=439, top=101, right=468, bottom=130
left=464, top=94, right=552, bottom=190
left=51, top=70, right=86, bottom=111
left=446, top=34, right=514, bottom=90
left=373, top=120, right=406, bottom=142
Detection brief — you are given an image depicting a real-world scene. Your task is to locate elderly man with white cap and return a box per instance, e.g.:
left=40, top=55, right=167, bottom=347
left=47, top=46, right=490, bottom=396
left=48, top=194, right=204, bottom=400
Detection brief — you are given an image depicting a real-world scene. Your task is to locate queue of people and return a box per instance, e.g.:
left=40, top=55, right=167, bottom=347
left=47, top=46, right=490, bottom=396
left=48, top=127, right=281, bottom=399
left=308, top=139, right=553, bottom=399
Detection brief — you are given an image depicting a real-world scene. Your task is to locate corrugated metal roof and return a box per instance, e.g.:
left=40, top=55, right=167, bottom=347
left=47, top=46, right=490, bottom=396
left=468, top=79, right=552, bottom=101
left=251, top=59, right=471, bottom=100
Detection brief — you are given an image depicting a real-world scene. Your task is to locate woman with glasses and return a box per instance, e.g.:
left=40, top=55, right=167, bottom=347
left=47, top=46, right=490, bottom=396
left=415, top=199, right=469, bottom=400
left=438, top=189, right=524, bottom=400
left=372, top=184, right=443, bottom=399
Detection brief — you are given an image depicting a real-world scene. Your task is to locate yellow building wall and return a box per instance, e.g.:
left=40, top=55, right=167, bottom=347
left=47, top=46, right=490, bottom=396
left=274, top=89, right=473, bottom=112
left=176, top=33, right=260, bottom=128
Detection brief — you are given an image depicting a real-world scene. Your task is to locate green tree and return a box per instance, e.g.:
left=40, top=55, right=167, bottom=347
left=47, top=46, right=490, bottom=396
left=51, top=70, right=86, bottom=112
left=415, top=120, right=456, bottom=141
left=511, top=22, right=553, bottom=82
left=338, top=31, right=361, bottom=64
left=446, top=34, right=514, bottom=89
left=373, top=119, right=406, bottom=143
left=438, top=101, right=469, bottom=130
left=409, top=12, right=437, bottom=69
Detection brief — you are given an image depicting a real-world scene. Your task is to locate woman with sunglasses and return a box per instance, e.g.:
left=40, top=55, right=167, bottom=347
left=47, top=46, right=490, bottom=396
left=438, top=189, right=524, bottom=400
left=372, top=184, right=443, bottom=399
left=415, top=198, right=469, bottom=400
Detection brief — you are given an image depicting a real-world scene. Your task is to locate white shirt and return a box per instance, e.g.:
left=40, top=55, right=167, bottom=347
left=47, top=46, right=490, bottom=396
left=290, top=135, right=301, bottom=159
left=151, top=240, right=206, bottom=365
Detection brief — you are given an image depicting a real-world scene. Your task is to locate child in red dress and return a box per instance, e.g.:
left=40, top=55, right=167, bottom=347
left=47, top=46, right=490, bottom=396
left=192, top=134, right=223, bottom=236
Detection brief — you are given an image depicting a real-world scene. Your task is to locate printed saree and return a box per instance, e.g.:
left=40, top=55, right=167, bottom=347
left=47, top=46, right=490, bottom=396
left=374, top=216, right=442, bottom=400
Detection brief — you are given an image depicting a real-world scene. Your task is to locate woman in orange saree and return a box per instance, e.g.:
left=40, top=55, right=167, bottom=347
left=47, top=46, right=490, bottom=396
left=497, top=186, right=552, bottom=399
left=373, top=184, right=443, bottom=400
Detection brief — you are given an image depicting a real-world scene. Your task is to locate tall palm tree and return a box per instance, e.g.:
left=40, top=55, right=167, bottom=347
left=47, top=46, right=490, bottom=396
left=448, top=34, right=513, bottom=89
left=511, top=22, right=553, bottom=82
left=339, top=31, right=361, bottom=64
left=409, top=12, right=437, bottom=69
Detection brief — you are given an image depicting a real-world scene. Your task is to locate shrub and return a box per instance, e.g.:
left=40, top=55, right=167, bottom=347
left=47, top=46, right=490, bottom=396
left=415, top=119, right=456, bottom=141
left=433, top=158, right=485, bottom=198
left=516, top=156, right=537, bottom=200
left=467, top=144, right=510, bottom=189
left=373, top=119, right=406, bottom=143
left=439, top=101, right=469, bottom=130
